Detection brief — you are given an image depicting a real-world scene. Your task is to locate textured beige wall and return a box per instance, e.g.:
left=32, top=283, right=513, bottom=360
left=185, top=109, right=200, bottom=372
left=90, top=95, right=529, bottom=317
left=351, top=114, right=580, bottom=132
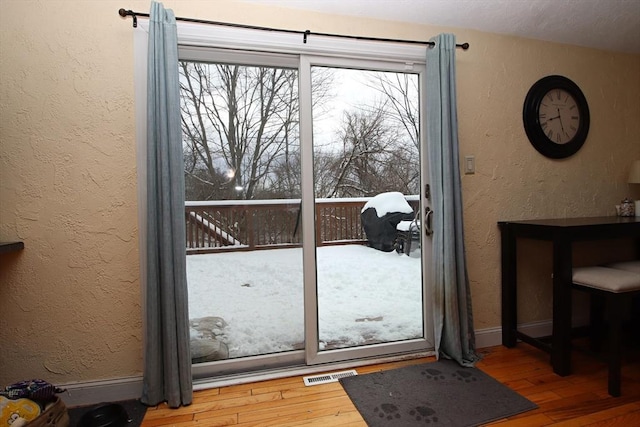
left=0, top=0, right=638, bottom=386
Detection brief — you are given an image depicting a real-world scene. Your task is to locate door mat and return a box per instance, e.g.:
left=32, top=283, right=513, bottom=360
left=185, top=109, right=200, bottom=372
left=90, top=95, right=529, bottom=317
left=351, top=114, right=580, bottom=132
left=340, top=359, right=537, bottom=426
left=67, top=399, right=147, bottom=427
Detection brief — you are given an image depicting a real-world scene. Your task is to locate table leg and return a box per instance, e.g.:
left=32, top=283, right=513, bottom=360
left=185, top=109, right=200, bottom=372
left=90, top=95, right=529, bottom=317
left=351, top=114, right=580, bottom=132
left=501, top=225, right=517, bottom=347
left=551, top=237, right=572, bottom=376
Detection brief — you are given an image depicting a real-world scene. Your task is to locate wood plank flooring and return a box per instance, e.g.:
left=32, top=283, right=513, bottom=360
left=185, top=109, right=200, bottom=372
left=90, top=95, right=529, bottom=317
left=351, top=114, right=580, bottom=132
left=142, top=343, right=640, bottom=426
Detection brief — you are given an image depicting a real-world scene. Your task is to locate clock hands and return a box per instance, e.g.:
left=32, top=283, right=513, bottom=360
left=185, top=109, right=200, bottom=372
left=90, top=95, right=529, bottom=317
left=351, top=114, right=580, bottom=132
left=556, top=107, right=567, bottom=135
left=544, top=108, right=564, bottom=123
left=542, top=108, right=568, bottom=143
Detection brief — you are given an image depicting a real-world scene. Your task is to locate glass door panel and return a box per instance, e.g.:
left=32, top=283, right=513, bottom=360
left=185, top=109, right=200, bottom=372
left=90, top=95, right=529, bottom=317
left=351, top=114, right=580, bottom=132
left=310, top=65, right=425, bottom=353
left=180, top=59, right=305, bottom=363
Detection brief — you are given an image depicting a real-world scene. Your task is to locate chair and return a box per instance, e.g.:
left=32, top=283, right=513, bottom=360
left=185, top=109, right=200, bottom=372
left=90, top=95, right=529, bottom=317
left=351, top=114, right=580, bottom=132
left=571, top=266, right=640, bottom=396
left=394, top=217, right=420, bottom=255
left=606, top=260, right=640, bottom=346
left=606, top=260, right=640, bottom=274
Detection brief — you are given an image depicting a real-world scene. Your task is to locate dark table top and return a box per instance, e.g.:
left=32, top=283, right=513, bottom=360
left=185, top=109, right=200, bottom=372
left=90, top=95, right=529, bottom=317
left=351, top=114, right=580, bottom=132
left=498, top=216, right=639, bottom=227
left=0, top=241, right=24, bottom=254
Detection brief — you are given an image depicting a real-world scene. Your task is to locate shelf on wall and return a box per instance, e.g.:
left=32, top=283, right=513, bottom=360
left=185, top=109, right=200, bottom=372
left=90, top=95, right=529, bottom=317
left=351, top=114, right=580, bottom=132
left=0, top=241, right=25, bottom=254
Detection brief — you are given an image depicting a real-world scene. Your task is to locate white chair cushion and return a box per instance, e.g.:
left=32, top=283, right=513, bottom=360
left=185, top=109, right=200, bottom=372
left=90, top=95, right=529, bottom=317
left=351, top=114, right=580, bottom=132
left=606, top=260, right=640, bottom=274
left=572, top=266, right=640, bottom=293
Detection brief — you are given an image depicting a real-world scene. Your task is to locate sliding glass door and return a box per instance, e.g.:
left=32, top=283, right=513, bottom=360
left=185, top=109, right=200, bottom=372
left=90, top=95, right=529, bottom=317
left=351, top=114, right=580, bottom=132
left=301, top=57, right=430, bottom=364
left=179, top=47, right=432, bottom=377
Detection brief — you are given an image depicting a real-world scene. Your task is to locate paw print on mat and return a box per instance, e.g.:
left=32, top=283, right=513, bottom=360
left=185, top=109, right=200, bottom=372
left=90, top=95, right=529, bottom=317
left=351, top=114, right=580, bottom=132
left=452, top=369, right=477, bottom=383
left=421, top=368, right=446, bottom=381
left=373, top=403, right=401, bottom=420
left=409, top=406, right=438, bottom=423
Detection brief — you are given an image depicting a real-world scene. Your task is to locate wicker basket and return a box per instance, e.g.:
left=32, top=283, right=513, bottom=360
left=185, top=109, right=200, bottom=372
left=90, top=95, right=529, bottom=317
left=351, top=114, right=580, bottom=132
left=28, top=397, right=69, bottom=427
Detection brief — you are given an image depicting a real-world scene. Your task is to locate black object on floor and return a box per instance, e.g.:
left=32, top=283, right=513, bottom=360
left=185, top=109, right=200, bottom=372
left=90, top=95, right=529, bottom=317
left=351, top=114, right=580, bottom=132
left=340, top=359, right=537, bottom=427
left=68, top=399, right=147, bottom=427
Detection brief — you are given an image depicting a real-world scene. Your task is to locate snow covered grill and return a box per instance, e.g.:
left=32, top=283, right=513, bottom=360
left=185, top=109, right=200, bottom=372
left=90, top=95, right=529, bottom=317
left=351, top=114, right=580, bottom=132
left=361, top=192, right=415, bottom=252
left=303, top=369, right=358, bottom=386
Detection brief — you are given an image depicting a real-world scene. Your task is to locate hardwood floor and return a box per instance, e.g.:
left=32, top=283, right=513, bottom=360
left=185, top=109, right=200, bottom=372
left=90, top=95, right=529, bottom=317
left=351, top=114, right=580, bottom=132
left=142, top=343, right=640, bottom=426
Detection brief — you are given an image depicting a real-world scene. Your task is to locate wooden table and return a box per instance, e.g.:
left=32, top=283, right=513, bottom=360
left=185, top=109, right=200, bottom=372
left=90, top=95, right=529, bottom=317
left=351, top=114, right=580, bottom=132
left=498, top=216, right=640, bottom=376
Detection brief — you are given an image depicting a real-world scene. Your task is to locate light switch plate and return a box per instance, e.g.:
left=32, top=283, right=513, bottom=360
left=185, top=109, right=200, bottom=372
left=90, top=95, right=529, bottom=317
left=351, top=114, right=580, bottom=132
left=464, top=155, right=475, bottom=174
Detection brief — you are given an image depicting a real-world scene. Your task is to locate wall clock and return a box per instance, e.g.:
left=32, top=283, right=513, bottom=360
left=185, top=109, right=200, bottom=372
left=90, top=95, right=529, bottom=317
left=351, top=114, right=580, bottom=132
left=522, top=75, right=590, bottom=159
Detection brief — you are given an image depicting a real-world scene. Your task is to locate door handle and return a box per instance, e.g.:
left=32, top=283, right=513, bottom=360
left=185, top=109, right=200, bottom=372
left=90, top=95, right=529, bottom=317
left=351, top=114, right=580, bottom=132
left=424, top=207, right=433, bottom=236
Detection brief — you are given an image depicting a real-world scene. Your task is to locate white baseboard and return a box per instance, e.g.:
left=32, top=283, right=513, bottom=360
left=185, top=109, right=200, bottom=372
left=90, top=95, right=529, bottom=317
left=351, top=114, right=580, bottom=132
left=59, top=376, right=143, bottom=408
left=58, top=318, right=582, bottom=407
left=475, top=319, right=552, bottom=349
left=475, top=316, right=590, bottom=349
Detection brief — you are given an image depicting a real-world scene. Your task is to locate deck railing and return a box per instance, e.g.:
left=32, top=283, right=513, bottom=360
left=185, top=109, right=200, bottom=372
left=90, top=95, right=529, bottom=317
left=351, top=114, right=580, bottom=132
left=185, top=196, right=419, bottom=254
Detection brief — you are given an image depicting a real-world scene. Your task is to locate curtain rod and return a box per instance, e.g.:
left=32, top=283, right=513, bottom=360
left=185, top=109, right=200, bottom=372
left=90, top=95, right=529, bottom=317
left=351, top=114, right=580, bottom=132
left=118, top=8, right=469, bottom=50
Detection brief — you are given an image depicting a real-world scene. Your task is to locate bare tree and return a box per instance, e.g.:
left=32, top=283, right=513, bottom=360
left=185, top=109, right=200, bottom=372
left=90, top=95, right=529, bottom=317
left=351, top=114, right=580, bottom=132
left=180, top=61, right=421, bottom=201
left=181, top=62, right=295, bottom=200
left=180, top=62, right=333, bottom=201
left=315, top=107, right=409, bottom=198
left=366, top=72, right=420, bottom=150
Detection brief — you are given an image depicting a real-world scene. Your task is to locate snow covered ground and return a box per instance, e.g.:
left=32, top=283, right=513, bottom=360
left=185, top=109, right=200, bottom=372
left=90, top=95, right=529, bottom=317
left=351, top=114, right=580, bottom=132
left=187, top=244, right=424, bottom=359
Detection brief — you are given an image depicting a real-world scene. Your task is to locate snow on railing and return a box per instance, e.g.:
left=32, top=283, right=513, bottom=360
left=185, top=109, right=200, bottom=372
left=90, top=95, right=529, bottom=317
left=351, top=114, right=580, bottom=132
left=187, top=211, right=242, bottom=246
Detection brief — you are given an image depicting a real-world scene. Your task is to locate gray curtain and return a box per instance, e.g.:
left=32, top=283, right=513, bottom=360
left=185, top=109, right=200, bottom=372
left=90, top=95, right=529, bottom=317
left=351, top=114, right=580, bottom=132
left=426, top=33, right=480, bottom=367
left=142, top=1, right=193, bottom=407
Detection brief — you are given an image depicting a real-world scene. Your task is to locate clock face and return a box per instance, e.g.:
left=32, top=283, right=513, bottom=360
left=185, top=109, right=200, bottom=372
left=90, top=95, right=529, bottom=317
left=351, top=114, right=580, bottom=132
left=523, top=75, right=590, bottom=159
left=538, top=89, right=580, bottom=145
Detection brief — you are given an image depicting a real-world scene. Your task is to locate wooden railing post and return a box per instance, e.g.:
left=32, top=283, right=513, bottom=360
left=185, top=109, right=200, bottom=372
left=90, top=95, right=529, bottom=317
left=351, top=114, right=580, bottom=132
left=316, top=203, right=323, bottom=246
left=247, top=206, right=255, bottom=250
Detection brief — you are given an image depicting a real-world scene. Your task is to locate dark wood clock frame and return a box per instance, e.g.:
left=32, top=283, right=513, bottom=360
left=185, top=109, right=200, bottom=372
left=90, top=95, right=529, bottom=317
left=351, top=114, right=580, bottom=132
left=523, top=75, right=590, bottom=159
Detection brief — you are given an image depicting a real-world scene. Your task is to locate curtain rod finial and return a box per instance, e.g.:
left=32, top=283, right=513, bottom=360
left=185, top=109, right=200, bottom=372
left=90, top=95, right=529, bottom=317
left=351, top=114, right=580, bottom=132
left=460, top=42, right=469, bottom=50
left=119, top=8, right=138, bottom=27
